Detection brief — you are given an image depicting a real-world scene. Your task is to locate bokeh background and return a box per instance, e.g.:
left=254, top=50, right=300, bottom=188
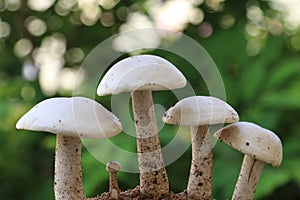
left=1, top=0, right=300, bottom=199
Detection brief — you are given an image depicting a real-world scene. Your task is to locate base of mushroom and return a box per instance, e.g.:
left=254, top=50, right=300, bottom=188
left=89, top=186, right=190, bottom=200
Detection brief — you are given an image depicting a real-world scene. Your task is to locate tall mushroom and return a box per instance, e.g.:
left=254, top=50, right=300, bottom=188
left=163, top=96, right=239, bottom=199
left=214, top=122, right=283, bottom=200
left=97, top=55, right=186, bottom=196
left=16, top=97, right=122, bottom=200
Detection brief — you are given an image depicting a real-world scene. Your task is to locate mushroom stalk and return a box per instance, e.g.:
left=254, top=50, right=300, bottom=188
left=232, top=155, right=264, bottom=200
left=131, top=90, right=169, bottom=196
left=54, top=134, right=86, bottom=200
left=106, top=161, right=121, bottom=199
left=213, top=122, right=282, bottom=200
left=187, top=125, right=212, bottom=200
left=108, top=171, right=121, bottom=199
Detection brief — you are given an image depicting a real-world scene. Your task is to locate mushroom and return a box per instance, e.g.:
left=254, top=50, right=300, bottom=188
left=97, top=55, right=186, bottom=196
left=16, top=97, right=122, bottom=200
left=106, top=161, right=122, bottom=200
left=163, top=96, right=239, bottom=199
left=214, top=122, right=283, bottom=200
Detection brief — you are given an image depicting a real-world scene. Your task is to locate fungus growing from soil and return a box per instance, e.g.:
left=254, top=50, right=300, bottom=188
left=97, top=55, right=186, bottom=196
left=16, top=97, right=122, bottom=200
left=106, top=161, right=122, bottom=200
left=214, top=122, right=283, bottom=200
left=163, top=96, right=239, bottom=199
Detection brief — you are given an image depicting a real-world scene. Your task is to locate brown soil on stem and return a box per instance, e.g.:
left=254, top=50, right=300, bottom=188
left=89, top=186, right=189, bottom=200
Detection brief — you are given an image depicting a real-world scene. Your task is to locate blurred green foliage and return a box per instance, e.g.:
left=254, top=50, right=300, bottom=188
left=1, top=0, right=300, bottom=199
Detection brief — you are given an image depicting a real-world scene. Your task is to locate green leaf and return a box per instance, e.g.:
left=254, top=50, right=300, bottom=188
left=255, top=167, right=290, bottom=198
left=239, top=61, right=267, bottom=101
left=266, top=57, right=300, bottom=90
left=262, top=80, right=300, bottom=109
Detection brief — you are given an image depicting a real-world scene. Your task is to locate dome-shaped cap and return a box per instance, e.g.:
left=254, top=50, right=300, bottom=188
left=16, top=97, right=122, bottom=139
left=163, top=96, right=239, bottom=127
left=106, top=161, right=122, bottom=172
left=97, top=55, right=187, bottom=96
left=214, top=122, right=283, bottom=167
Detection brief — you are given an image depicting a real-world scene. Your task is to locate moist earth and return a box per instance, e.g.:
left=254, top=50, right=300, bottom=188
left=89, top=186, right=189, bottom=200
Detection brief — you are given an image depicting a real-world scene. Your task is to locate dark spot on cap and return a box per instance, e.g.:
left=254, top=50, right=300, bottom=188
left=246, top=142, right=249, bottom=146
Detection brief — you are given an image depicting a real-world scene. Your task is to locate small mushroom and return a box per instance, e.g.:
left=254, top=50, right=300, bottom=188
left=106, top=161, right=122, bottom=200
left=16, top=97, right=122, bottom=200
left=214, top=122, right=283, bottom=200
left=163, top=96, right=239, bottom=199
left=97, top=55, right=186, bottom=196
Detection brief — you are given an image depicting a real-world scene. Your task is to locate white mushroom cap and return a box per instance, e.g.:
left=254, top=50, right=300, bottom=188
left=214, top=122, right=283, bottom=167
left=106, top=161, right=122, bottom=172
left=97, top=55, right=187, bottom=96
left=163, top=96, right=239, bottom=126
left=16, top=97, right=122, bottom=139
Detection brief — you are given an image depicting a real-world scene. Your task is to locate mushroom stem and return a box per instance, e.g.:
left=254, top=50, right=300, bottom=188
left=106, top=161, right=122, bottom=200
left=232, top=155, right=264, bottom=200
left=131, top=90, right=169, bottom=196
left=108, top=170, right=121, bottom=199
left=54, top=134, right=86, bottom=200
left=187, top=125, right=213, bottom=199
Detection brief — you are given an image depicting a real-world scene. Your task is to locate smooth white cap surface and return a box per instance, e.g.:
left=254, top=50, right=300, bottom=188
left=214, top=122, right=283, bottom=167
left=97, top=55, right=187, bottom=96
left=16, top=97, right=122, bottom=139
left=163, top=96, right=239, bottom=126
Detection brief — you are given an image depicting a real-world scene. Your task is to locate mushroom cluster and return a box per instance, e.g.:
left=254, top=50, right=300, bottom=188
left=16, top=55, right=283, bottom=200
